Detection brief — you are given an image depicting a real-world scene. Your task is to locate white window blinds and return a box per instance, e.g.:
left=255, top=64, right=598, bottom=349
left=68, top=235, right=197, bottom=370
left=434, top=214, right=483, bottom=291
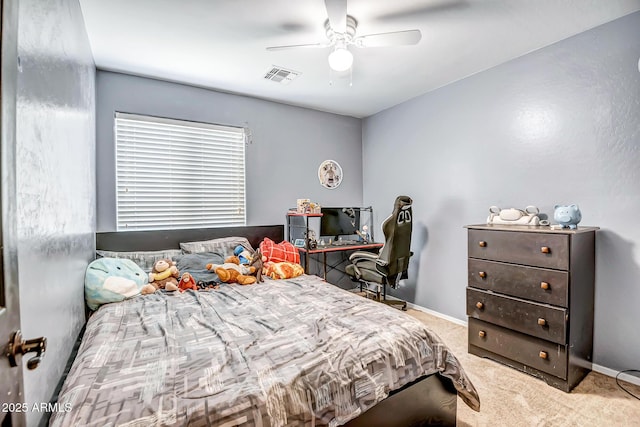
left=115, top=112, right=246, bottom=231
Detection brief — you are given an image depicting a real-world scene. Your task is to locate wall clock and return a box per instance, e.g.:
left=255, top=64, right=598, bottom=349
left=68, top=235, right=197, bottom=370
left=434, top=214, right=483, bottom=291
left=318, top=160, right=342, bottom=189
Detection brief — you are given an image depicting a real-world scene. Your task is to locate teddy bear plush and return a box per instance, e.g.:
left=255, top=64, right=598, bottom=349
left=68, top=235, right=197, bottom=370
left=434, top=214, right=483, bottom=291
left=178, top=272, right=198, bottom=292
left=206, top=255, right=257, bottom=285
left=143, top=258, right=179, bottom=294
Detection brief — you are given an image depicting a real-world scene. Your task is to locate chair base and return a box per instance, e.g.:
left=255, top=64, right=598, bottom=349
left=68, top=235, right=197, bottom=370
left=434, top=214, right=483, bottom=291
left=358, top=282, right=408, bottom=311
left=381, top=298, right=408, bottom=311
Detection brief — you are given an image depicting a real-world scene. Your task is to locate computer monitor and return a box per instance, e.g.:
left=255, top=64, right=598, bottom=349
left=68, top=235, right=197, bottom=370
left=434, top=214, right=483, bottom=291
left=320, top=207, right=360, bottom=239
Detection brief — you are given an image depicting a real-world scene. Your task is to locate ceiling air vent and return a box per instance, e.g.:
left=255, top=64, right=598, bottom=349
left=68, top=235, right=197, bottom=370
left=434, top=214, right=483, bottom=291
left=264, top=66, right=300, bottom=84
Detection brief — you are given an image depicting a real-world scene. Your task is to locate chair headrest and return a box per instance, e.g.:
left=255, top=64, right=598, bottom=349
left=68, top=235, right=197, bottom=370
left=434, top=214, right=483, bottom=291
left=394, top=195, right=412, bottom=210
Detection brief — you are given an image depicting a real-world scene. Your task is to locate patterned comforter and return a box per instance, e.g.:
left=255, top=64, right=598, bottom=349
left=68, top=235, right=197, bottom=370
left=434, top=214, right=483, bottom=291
left=50, top=275, right=479, bottom=426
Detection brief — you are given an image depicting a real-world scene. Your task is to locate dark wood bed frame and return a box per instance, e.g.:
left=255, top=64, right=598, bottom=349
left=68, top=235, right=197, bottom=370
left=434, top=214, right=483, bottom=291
left=95, top=225, right=457, bottom=426
left=96, top=225, right=285, bottom=253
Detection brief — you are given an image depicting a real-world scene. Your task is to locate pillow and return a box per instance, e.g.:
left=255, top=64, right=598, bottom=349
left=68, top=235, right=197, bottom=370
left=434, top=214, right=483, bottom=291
left=96, top=249, right=183, bottom=273
left=259, top=238, right=300, bottom=264
left=85, top=258, right=148, bottom=310
left=180, top=236, right=253, bottom=256
left=174, top=252, right=225, bottom=284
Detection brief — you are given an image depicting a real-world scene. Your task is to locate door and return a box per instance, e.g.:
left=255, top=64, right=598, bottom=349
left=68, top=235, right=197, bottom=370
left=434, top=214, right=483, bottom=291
left=1, top=1, right=26, bottom=426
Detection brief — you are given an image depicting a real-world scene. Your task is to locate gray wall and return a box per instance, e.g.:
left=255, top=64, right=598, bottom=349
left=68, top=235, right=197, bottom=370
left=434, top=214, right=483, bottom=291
left=16, top=1, right=96, bottom=425
left=96, top=71, right=363, bottom=232
left=363, top=12, right=640, bottom=372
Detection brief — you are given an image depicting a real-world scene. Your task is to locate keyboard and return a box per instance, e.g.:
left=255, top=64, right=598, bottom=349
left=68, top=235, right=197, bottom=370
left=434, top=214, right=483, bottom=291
left=330, top=240, right=359, bottom=246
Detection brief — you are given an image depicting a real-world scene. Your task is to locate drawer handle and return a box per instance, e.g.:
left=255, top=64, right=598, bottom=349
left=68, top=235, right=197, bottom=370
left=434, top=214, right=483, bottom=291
left=540, top=281, right=550, bottom=290
left=478, top=271, right=487, bottom=279
left=538, top=318, right=547, bottom=326
left=540, top=246, right=551, bottom=254
left=478, top=330, right=486, bottom=338
left=478, top=241, right=487, bottom=247
left=539, top=351, right=548, bottom=360
left=475, top=302, right=484, bottom=310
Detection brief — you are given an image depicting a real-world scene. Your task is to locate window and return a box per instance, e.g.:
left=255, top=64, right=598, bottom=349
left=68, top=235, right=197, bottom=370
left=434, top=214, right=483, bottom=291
left=115, top=112, right=246, bottom=231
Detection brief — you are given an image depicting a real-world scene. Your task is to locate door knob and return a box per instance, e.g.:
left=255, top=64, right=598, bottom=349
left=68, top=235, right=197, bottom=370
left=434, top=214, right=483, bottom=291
left=6, top=330, right=47, bottom=370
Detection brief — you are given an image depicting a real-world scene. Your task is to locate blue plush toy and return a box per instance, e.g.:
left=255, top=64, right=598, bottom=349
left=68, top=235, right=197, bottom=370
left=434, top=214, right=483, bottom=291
left=554, top=204, right=582, bottom=229
left=85, top=258, right=148, bottom=310
left=233, top=245, right=253, bottom=265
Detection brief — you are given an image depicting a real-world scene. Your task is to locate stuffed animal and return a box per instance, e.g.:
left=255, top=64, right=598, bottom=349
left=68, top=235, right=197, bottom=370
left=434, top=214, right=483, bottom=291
left=178, top=272, right=198, bottom=292
left=257, top=238, right=304, bottom=280
left=249, top=248, right=265, bottom=283
left=233, top=245, right=253, bottom=265
left=264, top=261, right=304, bottom=280
left=206, top=255, right=257, bottom=285
left=259, top=238, right=300, bottom=264
left=85, top=258, right=149, bottom=310
left=145, top=258, right=179, bottom=293
left=141, top=282, right=159, bottom=295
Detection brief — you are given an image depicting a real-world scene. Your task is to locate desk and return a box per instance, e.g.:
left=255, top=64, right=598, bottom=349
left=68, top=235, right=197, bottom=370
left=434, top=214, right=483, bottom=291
left=298, top=243, right=383, bottom=280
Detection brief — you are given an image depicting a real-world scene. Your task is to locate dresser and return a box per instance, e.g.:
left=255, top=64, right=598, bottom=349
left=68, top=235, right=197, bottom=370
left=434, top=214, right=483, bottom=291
left=465, top=224, right=598, bottom=392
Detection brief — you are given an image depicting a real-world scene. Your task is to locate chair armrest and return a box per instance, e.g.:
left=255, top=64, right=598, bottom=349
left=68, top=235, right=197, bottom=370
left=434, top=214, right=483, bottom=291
left=348, top=251, right=379, bottom=262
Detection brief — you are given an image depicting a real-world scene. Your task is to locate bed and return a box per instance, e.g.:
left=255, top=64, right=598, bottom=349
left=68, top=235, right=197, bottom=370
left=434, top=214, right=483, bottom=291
left=50, top=225, right=479, bottom=427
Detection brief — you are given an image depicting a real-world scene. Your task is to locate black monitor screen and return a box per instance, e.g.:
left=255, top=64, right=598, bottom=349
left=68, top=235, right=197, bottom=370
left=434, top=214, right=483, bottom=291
left=320, top=207, right=360, bottom=238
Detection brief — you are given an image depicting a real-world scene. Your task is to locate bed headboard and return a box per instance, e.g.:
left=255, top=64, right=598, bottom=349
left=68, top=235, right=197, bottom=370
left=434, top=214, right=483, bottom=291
left=96, top=225, right=284, bottom=252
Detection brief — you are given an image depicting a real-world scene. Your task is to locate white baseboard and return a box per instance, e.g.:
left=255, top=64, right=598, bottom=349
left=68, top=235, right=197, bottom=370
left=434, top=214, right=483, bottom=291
left=406, top=302, right=640, bottom=387
left=406, top=302, right=468, bottom=327
left=592, top=364, right=640, bottom=387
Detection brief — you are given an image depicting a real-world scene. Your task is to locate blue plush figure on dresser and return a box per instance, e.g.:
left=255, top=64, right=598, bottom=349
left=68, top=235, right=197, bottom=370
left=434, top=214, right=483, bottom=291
left=554, top=204, right=582, bottom=229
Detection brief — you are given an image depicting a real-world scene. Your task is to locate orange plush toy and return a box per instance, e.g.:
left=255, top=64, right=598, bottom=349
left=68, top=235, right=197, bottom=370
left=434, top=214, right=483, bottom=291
left=259, top=238, right=304, bottom=280
left=264, top=262, right=304, bottom=280
left=206, top=256, right=257, bottom=285
left=259, top=238, right=300, bottom=264
left=178, top=272, right=198, bottom=292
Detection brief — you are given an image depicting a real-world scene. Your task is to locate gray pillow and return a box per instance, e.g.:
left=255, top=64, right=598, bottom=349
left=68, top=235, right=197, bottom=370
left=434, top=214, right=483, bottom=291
left=96, top=249, right=183, bottom=273
left=179, top=236, right=253, bottom=256
left=175, top=252, right=226, bottom=284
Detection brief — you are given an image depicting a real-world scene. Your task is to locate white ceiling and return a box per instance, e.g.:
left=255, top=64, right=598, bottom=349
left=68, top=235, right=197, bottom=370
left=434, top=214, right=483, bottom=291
left=78, top=0, right=640, bottom=118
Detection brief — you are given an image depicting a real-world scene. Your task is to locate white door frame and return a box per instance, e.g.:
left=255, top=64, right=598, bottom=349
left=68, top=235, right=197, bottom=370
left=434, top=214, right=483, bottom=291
left=1, top=0, right=25, bottom=425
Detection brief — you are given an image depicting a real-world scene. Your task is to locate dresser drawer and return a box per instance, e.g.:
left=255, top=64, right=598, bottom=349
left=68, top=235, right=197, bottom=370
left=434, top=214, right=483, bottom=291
left=468, top=259, right=569, bottom=307
left=466, top=288, right=567, bottom=344
left=469, top=318, right=567, bottom=379
left=468, top=229, right=569, bottom=270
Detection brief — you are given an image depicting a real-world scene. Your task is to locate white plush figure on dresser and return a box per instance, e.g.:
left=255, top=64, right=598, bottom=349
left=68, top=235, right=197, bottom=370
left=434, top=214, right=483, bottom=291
left=487, top=206, right=540, bottom=225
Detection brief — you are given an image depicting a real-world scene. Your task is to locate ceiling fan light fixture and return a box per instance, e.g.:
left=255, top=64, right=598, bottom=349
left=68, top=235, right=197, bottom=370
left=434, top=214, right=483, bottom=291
left=328, top=47, right=353, bottom=71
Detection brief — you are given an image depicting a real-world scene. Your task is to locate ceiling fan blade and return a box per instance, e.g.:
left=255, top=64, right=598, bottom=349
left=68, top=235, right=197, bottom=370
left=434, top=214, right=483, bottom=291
left=324, top=0, right=347, bottom=33
left=354, top=29, right=422, bottom=48
left=266, top=42, right=329, bottom=51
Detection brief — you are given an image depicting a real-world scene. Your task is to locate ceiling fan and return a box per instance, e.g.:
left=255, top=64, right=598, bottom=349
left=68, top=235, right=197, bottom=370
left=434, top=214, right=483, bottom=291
left=266, top=0, right=422, bottom=72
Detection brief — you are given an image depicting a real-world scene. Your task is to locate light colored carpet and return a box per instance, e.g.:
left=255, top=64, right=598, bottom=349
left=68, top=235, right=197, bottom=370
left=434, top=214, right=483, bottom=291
left=406, top=309, right=640, bottom=427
